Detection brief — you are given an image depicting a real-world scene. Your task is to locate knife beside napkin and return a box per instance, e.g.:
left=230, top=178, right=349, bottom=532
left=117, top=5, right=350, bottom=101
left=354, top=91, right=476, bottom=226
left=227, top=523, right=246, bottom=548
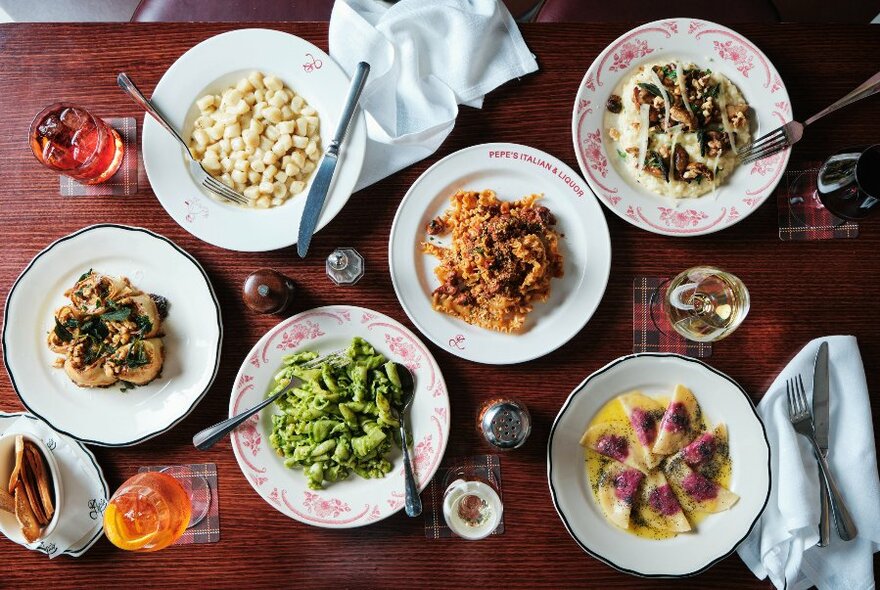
left=297, top=61, right=370, bottom=258
left=737, top=336, right=880, bottom=590
left=812, top=342, right=832, bottom=546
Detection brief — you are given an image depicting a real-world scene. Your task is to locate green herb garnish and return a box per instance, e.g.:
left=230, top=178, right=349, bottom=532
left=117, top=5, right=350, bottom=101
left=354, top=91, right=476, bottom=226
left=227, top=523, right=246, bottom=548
left=135, top=314, right=153, bottom=335
left=101, top=307, right=132, bottom=322
left=697, top=129, right=708, bottom=157
left=706, top=84, right=720, bottom=99
left=637, top=82, right=662, bottom=97
left=53, top=318, right=74, bottom=342
left=119, top=380, right=136, bottom=392
left=78, top=269, right=93, bottom=282
left=645, top=151, right=669, bottom=181
left=124, top=340, right=150, bottom=369
left=617, top=149, right=627, bottom=159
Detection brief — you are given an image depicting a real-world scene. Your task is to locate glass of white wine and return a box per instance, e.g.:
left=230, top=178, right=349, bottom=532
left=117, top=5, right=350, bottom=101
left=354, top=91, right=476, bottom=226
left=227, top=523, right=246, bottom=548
left=656, top=266, right=750, bottom=343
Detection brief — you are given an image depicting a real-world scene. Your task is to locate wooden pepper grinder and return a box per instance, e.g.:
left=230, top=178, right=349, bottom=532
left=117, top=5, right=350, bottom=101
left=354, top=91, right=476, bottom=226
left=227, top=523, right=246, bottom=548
left=242, top=269, right=296, bottom=314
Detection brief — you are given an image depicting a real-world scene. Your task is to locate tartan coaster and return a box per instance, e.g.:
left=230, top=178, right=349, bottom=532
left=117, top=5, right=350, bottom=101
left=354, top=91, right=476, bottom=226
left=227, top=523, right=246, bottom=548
left=60, top=117, right=138, bottom=196
left=138, top=463, right=220, bottom=545
left=777, top=165, right=858, bottom=241
left=423, top=455, right=503, bottom=539
left=633, top=277, right=712, bottom=358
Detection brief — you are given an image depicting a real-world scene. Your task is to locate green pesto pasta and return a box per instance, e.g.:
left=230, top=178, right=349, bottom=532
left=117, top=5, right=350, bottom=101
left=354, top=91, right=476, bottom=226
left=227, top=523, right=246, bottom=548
left=268, top=337, right=406, bottom=490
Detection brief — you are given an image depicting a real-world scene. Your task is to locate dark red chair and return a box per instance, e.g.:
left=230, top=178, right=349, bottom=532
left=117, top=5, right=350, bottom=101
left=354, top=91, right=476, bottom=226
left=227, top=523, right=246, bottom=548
left=131, top=0, right=545, bottom=22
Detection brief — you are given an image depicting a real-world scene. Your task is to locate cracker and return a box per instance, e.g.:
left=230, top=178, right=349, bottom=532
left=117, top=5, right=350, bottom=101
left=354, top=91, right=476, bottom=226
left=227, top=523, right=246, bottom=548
left=0, top=487, right=13, bottom=514
left=14, top=486, right=41, bottom=543
left=24, top=443, right=54, bottom=521
left=8, top=435, right=24, bottom=494
left=19, top=459, right=48, bottom=526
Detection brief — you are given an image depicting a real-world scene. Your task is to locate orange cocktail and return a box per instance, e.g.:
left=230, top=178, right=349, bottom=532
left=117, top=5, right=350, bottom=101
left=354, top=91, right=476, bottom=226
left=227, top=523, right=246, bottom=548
left=103, top=472, right=191, bottom=552
left=29, top=103, right=124, bottom=184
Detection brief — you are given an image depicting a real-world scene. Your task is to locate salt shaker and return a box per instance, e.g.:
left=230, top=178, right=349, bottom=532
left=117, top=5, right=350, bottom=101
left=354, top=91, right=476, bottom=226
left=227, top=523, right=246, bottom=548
left=326, top=247, right=365, bottom=286
left=242, top=269, right=296, bottom=314
left=478, top=397, right=532, bottom=450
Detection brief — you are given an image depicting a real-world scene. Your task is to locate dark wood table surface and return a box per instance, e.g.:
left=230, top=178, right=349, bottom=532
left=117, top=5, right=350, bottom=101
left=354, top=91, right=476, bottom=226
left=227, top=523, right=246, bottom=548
left=0, top=21, right=878, bottom=589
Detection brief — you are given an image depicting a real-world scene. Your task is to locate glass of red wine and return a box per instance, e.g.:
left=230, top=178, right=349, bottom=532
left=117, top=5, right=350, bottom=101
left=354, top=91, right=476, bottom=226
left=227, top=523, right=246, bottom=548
left=817, top=144, right=880, bottom=220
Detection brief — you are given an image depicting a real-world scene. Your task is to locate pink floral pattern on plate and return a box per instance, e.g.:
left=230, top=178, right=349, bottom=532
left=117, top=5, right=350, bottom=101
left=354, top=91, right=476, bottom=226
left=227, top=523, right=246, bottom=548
left=230, top=305, right=450, bottom=528
left=573, top=18, right=791, bottom=236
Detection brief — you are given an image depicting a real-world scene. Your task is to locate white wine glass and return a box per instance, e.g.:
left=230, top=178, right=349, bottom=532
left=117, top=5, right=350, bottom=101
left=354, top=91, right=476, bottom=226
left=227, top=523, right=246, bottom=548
left=651, top=266, right=750, bottom=343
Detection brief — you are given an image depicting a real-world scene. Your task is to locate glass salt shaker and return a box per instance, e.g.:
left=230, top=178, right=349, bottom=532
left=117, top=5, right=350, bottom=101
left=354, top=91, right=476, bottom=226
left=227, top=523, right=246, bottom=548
left=326, top=247, right=365, bottom=286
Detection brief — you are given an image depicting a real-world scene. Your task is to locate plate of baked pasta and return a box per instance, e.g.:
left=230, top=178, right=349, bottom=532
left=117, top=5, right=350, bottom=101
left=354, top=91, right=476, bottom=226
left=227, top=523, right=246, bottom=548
left=2, top=225, right=222, bottom=446
left=572, top=18, right=791, bottom=236
left=388, top=143, right=611, bottom=364
left=547, top=354, right=770, bottom=577
left=142, top=28, right=366, bottom=251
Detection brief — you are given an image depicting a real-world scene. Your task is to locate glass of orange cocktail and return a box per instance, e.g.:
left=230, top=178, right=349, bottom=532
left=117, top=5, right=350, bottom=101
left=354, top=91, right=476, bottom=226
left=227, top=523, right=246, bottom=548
left=29, top=103, right=124, bottom=184
left=103, top=470, right=206, bottom=552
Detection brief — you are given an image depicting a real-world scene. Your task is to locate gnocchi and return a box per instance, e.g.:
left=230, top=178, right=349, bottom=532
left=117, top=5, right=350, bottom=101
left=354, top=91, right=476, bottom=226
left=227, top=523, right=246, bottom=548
left=189, top=71, right=321, bottom=208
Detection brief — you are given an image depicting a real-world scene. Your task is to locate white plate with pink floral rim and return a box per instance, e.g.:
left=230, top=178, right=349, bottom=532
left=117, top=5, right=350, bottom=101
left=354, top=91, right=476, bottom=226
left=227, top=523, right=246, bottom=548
left=572, top=18, right=792, bottom=236
left=229, top=305, right=450, bottom=528
left=389, top=143, right=611, bottom=365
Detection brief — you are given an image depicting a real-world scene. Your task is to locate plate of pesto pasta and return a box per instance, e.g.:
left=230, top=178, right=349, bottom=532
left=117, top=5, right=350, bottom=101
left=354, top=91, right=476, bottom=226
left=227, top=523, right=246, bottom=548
left=229, top=305, right=450, bottom=527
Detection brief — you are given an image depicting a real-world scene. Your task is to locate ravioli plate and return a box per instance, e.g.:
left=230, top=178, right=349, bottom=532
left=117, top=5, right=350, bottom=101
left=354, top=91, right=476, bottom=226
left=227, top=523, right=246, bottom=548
left=547, top=353, right=770, bottom=577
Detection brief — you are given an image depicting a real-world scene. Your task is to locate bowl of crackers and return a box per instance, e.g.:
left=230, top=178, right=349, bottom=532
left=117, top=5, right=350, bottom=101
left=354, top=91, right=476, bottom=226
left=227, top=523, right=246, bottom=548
left=0, top=433, right=62, bottom=545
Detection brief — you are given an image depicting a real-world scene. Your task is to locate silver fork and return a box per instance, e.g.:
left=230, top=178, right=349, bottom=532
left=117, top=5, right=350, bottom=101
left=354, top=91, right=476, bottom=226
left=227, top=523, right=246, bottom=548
left=191, top=348, right=349, bottom=450
left=117, top=72, right=249, bottom=205
left=738, top=69, right=880, bottom=165
left=786, top=374, right=858, bottom=541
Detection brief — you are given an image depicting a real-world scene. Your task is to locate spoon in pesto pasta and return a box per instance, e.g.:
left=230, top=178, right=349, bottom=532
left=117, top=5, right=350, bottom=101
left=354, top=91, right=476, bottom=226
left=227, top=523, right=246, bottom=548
left=393, top=363, right=422, bottom=518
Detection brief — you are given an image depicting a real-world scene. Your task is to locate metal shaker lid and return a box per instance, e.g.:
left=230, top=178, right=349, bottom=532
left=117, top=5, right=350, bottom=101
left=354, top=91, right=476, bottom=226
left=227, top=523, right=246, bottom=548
left=480, top=399, right=531, bottom=450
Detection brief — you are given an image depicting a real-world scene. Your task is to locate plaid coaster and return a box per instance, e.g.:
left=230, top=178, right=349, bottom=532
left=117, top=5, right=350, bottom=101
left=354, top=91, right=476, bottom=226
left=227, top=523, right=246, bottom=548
left=633, top=277, right=712, bottom=358
left=138, top=463, right=220, bottom=545
left=60, top=117, right=138, bottom=196
left=777, top=164, right=858, bottom=241
left=423, top=455, right=503, bottom=539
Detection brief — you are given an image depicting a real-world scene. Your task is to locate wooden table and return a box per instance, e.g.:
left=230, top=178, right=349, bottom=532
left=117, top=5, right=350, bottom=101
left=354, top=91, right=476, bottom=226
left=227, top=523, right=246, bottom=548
left=0, top=21, right=878, bottom=589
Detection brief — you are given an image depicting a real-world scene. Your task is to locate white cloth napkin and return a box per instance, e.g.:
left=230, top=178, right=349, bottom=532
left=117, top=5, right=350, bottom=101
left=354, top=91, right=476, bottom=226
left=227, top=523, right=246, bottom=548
left=5, top=416, right=102, bottom=558
left=737, top=336, right=880, bottom=590
left=328, top=0, right=539, bottom=191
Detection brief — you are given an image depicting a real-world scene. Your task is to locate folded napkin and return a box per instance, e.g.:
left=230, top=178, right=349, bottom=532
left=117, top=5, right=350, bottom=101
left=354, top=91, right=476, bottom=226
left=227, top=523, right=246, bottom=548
left=737, top=336, right=880, bottom=590
left=329, top=0, right=539, bottom=190
left=5, top=416, right=103, bottom=558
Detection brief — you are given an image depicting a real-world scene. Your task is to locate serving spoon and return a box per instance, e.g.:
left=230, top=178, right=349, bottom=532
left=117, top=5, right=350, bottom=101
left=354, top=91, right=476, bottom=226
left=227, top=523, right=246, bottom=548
left=393, top=363, right=422, bottom=518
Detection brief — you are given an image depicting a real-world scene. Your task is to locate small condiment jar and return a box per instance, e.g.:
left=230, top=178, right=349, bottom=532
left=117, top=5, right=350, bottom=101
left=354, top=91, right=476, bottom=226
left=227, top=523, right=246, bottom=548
left=242, top=269, right=296, bottom=314
left=325, top=247, right=365, bottom=286
left=442, top=478, right=503, bottom=540
left=478, top=397, right=532, bottom=450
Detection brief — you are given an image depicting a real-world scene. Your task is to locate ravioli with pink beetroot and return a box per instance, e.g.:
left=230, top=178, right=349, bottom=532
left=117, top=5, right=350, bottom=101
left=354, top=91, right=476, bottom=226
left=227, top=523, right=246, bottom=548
left=634, top=471, right=691, bottom=533
left=580, top=421, right=652, bottom=473
left=596, top=461, right=645, bottom=530
left=664, top=452, right=739, bottom=514
left=583, top=384, right=736, bottom=538
left=652, top=384, right=703, bottom=455
left=618, top=391, right=665, bottom=469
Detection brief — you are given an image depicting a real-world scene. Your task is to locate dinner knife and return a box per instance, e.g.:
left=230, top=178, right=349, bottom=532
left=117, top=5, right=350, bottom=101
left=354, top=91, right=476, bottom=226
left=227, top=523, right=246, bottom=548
left=297, top=61, right=370, bottom=258
left=812, top=341, right=832, bottom=546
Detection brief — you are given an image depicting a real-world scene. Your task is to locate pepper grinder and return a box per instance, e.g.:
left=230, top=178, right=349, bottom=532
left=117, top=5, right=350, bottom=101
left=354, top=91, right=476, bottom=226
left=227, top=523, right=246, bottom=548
left=242, top=269, right=296, bottom=314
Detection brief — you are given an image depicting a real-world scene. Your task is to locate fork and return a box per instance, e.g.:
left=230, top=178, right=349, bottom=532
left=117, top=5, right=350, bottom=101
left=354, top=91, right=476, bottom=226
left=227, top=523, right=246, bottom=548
left=191, top=348, right=349, bottom=450
left=116, top=72, right=249, bottom=205
left=737, top=69, right=880, bottom=165
left=786, top=374, right=858, bottom=541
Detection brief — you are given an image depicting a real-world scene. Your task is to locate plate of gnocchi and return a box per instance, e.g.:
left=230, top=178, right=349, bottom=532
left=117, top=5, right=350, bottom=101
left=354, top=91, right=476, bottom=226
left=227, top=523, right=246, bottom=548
left=142, top=28, right=367, bottom=252
left=547, top=353, right=770, bottom=577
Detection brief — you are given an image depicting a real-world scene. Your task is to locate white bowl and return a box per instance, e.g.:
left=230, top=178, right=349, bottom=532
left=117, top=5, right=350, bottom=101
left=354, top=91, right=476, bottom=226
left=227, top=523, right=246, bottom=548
left=0, top=432, right=64, bottom=546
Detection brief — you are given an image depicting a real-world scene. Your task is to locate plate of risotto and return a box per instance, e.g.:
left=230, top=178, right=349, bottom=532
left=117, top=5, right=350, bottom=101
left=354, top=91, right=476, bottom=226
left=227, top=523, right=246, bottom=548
left=572, top=18, right=792, bottom=236
left=388, top=143, right=611, bottom=365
